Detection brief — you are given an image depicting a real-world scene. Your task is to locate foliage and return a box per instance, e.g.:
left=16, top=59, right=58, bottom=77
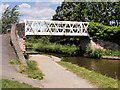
left=52, top=1, right=120, bottom=45
left=86, top=44, right=104, bottom=59
left=53, top=2, right=120, bottom=26
left=57, top=61, right=118, bottom=88
left=26, top=36, right=50, bottom=44
left=2, top=5, right=20, bottom=32
left=93, top=48, right=104, bottom=58
left=86, top=44, right=120, bottom=58
left=88, top=22, right=120, bottom=45
left=26, top=42, right=79, bottom=55
left=0, top=19, right=2, bottom=34
left=104, top=50, right=120, bottom=57
left=86, top=44, right=92, bottom=54
left=19, top=60, right=44, bottom=80
left=26, top=42, right=33, bottom=47
left=2, top=79, right=36, bottom=88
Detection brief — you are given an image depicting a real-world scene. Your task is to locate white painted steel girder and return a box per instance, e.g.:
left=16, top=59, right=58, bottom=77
left=24, top=19, right=89, bottom=37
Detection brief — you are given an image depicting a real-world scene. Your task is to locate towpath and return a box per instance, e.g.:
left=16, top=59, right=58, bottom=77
left=31, top=55, right=94, bottom=88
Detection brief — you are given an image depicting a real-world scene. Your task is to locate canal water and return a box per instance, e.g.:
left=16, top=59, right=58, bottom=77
left=43, top=53, right=119, bottom=79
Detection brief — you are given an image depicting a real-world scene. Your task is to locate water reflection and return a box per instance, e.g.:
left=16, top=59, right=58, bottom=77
left=63, top=57, right=118, bottom=79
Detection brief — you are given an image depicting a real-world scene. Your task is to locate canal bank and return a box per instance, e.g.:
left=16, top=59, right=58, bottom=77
left=30, top=55, right=94, bottom=88
left=29, top=54, right=119, bottom=88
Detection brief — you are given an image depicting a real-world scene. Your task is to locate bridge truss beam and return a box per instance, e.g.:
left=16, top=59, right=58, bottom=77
left=24, top=20, right=89, bottom=37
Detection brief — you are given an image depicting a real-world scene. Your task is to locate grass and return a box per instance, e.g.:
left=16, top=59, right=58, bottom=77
left=8, top=56, right=44, bottom=80
left=19, top=60, right=44, bottom=80
left=57, top=61, right=119, bottom=88
left=26, top=42, right=79, bottom=55
left=2, top=79, right=37, bottom=88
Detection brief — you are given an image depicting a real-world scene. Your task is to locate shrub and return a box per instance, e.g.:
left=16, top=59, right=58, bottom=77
left=86, top=45, right=120, bottom=58
left=94, top=48, right=104, bottom=58
left=104, top=50, right=120, bottom=57
left=86, top=45, right=104, bottom=58
left=88, top=22, right=120, bottom=45
left=25, top=42, right=33, bottom=47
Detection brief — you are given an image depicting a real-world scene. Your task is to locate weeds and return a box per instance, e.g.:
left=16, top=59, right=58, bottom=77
left=9, top=59, right=15, bottom=65
left=86, top=44, right=120, bottom=59
left=19, top=60, right=44, bottom=80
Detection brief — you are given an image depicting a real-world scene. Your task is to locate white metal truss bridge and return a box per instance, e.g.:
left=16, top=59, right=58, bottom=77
left=24, top=20, right=89, bottom=37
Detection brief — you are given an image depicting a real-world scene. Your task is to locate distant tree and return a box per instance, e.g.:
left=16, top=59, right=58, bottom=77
left=0, top=19, right=2, bottom=34
left=52, top=1, right=120, bottom=26
left=1, top=5, right=20, bottom=32
left=10, top=5, right=20, bottom=24
left=2, top=6, right=11, bottom=31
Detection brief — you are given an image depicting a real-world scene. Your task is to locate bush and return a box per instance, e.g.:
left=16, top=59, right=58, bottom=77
left=25, top=42, right=33, bottom=47
left=88, top=22, right=120, bottom=45
left=86, top=45, right=120, bottom=59
left=94, top=48, right=104, bottom=58
left=86, top=44, right=104, bottom=58
left=104, top=50, right=120, bottom=57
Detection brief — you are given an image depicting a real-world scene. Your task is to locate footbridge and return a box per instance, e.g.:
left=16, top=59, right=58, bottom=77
left=24, top=20, right=90, bottom=37
left=10, top=20, right=91, bottom=65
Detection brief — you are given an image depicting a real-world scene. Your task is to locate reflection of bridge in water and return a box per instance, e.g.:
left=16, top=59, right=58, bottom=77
left=24, top=20, right=89, bottom=37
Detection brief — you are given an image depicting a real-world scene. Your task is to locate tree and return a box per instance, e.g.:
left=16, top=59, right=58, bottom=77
left=52, top=1, right=120, bottom=26
left=1, top=5, right=20, bottom=32
left=2, top=6, right=11, bottom=31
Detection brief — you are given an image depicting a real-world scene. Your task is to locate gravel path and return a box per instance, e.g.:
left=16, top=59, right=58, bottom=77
left=1, top=34, right=43, bottom=88
left=31, top=55, right=94, bottom=88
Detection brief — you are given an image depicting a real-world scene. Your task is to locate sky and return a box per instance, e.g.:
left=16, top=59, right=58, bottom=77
left=0, top=0, right=64, bottom=21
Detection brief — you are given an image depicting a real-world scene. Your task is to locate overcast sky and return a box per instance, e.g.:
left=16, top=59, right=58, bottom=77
left=0, top=0, right=63, bottom=21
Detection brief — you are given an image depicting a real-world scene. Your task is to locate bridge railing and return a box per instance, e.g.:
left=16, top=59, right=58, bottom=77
left=24, top=20, right=89, bottom=36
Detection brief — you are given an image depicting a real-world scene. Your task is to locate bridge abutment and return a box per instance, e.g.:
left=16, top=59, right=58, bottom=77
left=80, top=37, right=91, bottom=51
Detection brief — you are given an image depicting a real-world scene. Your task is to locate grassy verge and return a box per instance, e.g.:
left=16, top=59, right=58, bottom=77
left=18, top=60, right=44, bottom=80
left=57, top=61, right=119, bottom=88
left=2, top=79, right=37, bottom=88
left=26, top=42, right=79, bottom=55
left=8, top=56, right=44, bottom=80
